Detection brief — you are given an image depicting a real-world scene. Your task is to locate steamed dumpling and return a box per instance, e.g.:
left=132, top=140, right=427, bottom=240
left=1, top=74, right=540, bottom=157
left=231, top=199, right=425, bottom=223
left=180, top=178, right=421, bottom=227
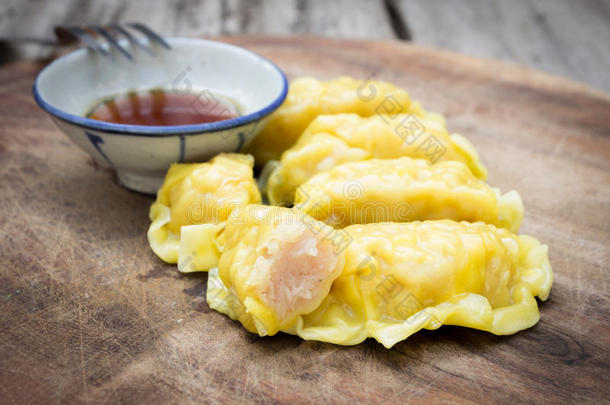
left=295, top=157, right=522, bottom=232
left=147, top=153, right=261, bottom=267
left=207, top=205, right=552, bottom=348
left=246, top=76, right=426, bottom=165
left=265, top=113, right=487, bottom=206
left=212, top=205, right=345, bottom=334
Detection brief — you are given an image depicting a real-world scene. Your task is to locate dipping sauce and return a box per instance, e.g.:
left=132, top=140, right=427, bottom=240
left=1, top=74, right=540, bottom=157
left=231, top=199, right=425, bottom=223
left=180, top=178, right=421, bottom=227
left=88, top=90, right=238, bottom=126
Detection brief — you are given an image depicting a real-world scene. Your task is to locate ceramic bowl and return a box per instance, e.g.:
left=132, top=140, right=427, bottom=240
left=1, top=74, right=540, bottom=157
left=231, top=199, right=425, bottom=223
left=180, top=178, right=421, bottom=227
left=33, top=37, right=288, bottom=193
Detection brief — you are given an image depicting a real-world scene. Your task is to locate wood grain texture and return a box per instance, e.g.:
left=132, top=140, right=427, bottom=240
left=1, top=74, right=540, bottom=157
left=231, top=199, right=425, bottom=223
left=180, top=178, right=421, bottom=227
left=0, top=0, right=396, bottom=62
left=0, top=36, right=609, bottom=404
left=1, top=0, right=609, bottom=92
left=392, top=0, right=610, bottom=92
left=0, top=0, right=396, bottom=38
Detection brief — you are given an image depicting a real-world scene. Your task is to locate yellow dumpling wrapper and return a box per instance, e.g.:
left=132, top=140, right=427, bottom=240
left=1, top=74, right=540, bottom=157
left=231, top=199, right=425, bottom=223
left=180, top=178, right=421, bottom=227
left=211, top=205, right=345, bottom=335
left=246, top=76, right=426, bottom=165
left=295, top=157, right=523, bottom=232
left=265, top=113, right=487, bottom=206
left=207, top=206, right=552, bottom=348
left=147, top=153, right=261, bottom=268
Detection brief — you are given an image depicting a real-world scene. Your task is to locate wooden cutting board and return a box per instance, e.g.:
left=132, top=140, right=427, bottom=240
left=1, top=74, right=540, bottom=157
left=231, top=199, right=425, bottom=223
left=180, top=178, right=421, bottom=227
left=1, top=36, right=608, bottom=404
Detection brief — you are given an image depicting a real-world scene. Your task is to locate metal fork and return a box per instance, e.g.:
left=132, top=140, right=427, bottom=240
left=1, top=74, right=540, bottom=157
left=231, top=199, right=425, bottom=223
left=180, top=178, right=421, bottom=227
left=53, top=22, right=171, bottom=60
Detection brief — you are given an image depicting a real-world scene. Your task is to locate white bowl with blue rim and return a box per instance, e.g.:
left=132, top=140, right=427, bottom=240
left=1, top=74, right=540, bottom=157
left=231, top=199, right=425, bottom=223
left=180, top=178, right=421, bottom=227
left=33, top=37, right=288, bottom=194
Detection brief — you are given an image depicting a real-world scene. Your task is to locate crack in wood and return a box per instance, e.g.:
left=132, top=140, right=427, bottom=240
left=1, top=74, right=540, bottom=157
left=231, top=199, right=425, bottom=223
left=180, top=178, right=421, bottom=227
left=384, top=0, right=411, bottom=40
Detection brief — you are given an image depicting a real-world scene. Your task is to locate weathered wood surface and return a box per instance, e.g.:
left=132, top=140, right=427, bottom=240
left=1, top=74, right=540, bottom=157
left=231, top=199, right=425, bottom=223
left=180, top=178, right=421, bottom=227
left=0, top=36, right=609, bottom=403
left=1, top=0, right=609, bottom=91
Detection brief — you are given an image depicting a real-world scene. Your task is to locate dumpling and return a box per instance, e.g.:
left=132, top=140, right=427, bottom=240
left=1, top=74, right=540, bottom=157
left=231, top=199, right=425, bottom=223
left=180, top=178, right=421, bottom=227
left=207, top=205, right=553, bottom=348
left=246, top=76, right=426, bottom=165
left=265, top=113, right=487, bottom=206
left=209, top=204, right=346, bottom=335
left=147, top=153, right=261, bottom=268
left=295, top=157, right=523, bottom=232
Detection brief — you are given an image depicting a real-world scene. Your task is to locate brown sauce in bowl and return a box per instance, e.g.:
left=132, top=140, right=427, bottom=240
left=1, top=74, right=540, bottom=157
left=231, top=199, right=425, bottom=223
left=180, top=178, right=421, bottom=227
left=88, top=90, right=238, bottom=126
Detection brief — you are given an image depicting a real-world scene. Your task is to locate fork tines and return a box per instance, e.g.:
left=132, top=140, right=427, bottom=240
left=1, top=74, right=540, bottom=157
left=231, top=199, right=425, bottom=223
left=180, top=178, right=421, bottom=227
left=54, top=23, right=171, bottom=61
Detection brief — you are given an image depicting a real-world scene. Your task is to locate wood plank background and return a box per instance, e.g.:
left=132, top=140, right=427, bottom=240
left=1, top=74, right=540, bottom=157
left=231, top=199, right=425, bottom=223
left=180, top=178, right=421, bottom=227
left=0, top=0, right=609, bottom=92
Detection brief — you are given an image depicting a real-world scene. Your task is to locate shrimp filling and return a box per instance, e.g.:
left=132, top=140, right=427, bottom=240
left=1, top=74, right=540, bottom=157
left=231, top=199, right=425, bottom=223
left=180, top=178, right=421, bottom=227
left=251, top=223, right=339, bottom=324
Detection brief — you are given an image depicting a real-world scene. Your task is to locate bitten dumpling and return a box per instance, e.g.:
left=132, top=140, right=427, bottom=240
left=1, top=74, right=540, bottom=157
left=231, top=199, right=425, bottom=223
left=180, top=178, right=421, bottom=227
left=295, top=157, right=523, bottom=232
left=207, top=205, right=552, bottom=348
left=147, top=153, right=261, bottom=269
left=246, top=76, right=426, bottom=165
left=265, top=113, right=487, bottom=206
left=209, top=205, right=346, bottom=335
